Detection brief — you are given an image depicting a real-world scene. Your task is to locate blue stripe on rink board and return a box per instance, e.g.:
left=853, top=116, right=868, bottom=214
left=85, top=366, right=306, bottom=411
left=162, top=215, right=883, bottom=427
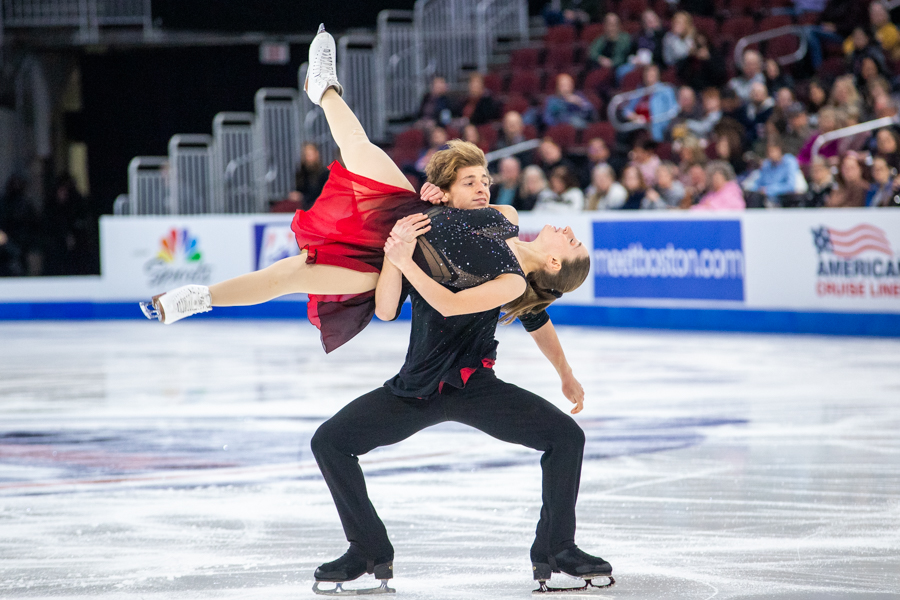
left=0, top=301, right=898, bottom=337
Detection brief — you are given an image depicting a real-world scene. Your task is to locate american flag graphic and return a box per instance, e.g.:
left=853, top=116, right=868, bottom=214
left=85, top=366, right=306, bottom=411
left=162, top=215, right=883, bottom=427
left=812, top=224, right=893, bottom=259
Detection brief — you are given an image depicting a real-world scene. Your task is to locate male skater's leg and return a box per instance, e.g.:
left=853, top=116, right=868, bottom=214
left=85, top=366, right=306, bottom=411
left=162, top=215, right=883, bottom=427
left=441, top=369, right=611, bottom=580
left=311, top=388, right=443, bottom=561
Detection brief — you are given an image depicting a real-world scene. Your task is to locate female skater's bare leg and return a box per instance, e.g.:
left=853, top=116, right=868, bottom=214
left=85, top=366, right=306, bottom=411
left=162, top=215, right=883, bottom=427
left=319, top=89, right=414, bottom=192
left=208, top=252, right=377, bottom=306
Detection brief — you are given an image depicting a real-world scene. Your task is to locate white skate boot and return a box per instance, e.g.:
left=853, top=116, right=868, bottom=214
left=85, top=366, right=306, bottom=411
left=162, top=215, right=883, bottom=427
left=140, top=284, right=211, bottom=324
left=305, top=23, right=343, bottom=106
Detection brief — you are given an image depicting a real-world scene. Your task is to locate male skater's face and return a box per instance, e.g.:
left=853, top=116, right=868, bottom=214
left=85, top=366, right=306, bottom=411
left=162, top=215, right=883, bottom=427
left=445, top=166, right=491, bottom=209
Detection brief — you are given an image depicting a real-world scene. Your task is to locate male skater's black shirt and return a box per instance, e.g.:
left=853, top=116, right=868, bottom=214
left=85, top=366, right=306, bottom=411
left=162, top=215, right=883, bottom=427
left=385, top=206, right=548, bottom=398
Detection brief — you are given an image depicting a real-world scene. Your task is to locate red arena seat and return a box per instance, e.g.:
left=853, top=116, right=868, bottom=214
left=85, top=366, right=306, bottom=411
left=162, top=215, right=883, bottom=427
left=759, top=15, right=792, bottom=31
left=583, top=67, right=614, bottom=94
left=545, top=24, right=576, bottom=45
left=510, top=47, right=541, bottom=70
left=508, top=70, right=542, bottom=96
left=502, top=94, right=531, bottom=115
left=544, top=44, right=577, bottom=69
left=482, top=72, right=504, bottom=94
left=545, top=123, right=578, bottom=151
left=581, top=121, right=616, bottom=147
left=580, top=23, right=604, bottom=45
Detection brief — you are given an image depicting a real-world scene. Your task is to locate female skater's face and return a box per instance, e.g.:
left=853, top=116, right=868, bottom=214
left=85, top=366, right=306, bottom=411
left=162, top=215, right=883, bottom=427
left=445, top=165, right=491, bottom=209
left=537, top=225, right=589, bottom=268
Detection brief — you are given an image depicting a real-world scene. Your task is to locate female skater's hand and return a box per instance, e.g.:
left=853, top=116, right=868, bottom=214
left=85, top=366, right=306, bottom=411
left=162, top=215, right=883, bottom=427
left=420, top=182, right=447, bottom=205
left=390, top=214, right=431, bottom=244
left=384, top=233, right=417, bottom=268
left=561, top=371, right=585, bottom=414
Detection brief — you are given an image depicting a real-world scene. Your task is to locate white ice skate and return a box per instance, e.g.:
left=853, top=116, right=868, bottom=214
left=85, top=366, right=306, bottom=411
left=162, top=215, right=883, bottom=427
left=305, top=23, right=343, bottom=106
left=139, top=284, right=211, bottom=324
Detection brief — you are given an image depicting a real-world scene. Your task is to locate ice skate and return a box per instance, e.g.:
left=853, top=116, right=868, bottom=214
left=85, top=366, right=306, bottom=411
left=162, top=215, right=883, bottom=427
left=139, top=284, right=211, bottom=324
left=532, top=546, right=614, bottom=594
left=312, top=549, right=395, bottom=596
left=305, top=23, right=344, bottom=106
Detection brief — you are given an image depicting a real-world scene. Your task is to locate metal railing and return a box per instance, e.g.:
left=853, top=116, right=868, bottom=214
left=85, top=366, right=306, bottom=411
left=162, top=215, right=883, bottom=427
left=414, top=0, right=478, bottom=99
left=339, top=34, right=385, bottom=142
left=168, top=134, right=213, bottom=215
left=484, top=138, right=540, bottom=163
left=734, top=25, right=808, bottom=68
left=1, top=0, right=151, bottom=40
left=212, top=112, right=259, bottom=213
left=811, top=116, right=900, bottom=160
left=297, top=62, right=338, bottom=164
left=112, top=193, right=130, bottom=216
left=254, top=88, right=301, bottom=204
left=376, top=10, right=418, bottom=122
left=607, top=84, right=680, bottom=132
left=127, top=156, right=168, bottom=215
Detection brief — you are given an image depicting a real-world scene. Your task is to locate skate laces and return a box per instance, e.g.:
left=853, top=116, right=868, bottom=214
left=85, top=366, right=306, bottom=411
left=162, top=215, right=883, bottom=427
left=174, top=288, right=209, bottom=313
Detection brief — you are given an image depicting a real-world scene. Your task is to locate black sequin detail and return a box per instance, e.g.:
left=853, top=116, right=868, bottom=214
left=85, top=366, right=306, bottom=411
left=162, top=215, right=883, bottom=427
left=385, top=207, right=525, bottom=398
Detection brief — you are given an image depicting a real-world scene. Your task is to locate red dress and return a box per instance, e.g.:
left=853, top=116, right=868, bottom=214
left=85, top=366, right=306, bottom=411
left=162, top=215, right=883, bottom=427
left=290, top=161, right=424, bottom=353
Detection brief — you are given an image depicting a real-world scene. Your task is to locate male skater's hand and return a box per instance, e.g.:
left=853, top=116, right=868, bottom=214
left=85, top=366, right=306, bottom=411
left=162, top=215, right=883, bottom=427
left=420, top=182, right=447, bottom=205
left=384, top=214, right=430, bottom=267
left=562, top=371, right=585, bottom=414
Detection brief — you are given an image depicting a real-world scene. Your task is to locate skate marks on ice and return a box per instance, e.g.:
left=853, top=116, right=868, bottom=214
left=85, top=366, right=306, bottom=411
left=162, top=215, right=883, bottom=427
left=1, top=322, right=900, bottom=599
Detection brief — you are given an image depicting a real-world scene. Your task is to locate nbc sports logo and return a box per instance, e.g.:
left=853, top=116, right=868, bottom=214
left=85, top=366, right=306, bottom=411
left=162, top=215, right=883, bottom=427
left=155, top=228, right=203, bottom=264
left=144, top=227, right=211, bottom=287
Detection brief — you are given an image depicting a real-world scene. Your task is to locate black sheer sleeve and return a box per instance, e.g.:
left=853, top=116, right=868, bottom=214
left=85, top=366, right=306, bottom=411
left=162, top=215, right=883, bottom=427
left=518, top=309, right=550, bottom=333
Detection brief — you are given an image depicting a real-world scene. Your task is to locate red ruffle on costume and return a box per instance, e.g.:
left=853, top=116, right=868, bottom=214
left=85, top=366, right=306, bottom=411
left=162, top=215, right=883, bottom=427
left=290, top=161, right=425, bottom=353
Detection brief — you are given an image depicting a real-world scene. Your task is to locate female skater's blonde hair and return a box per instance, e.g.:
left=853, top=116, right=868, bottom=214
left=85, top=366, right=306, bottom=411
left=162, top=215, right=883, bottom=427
left=425, top=139, right=488, bottom=190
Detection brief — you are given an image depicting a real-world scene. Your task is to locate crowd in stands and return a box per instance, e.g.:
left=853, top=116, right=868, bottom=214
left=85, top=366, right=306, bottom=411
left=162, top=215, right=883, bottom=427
left=381, top=0, right=900, bottom=211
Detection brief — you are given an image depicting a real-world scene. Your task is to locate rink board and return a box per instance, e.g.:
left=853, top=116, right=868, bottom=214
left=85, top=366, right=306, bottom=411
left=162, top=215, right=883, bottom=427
left=1, top=209, right=899, bottom=335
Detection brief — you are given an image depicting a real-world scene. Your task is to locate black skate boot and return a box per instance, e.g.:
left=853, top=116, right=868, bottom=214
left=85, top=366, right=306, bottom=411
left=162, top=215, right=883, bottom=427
left=532, top=546, right=614, bottom=594
left=312, top=548, right=395, bottom=596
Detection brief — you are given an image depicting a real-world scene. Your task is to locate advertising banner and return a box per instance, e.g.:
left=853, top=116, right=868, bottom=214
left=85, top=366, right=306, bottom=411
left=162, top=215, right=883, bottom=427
left=592, top=220, right=745, bottom=302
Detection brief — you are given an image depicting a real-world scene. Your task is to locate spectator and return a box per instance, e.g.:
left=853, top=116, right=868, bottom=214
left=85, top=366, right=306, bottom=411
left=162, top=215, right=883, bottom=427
left=720, top=88, right=751, bottom=132
left=676, top=33, right=728, bottom=91
left=798, top=107, right=843, bottom=166
left=685, top=87, right=722, bottom=138
left=745, top=82, right=776, bottom=145
left=623, top=64, right=678, bottom=141
left=539, top=165, right=585, bottom=211
left=866, top=155, right=900, bottom=207
left=619, top=165, right=648, bottom=210
left=415, top=127, right=450, bottom=177
left=663, top=12, right=695, bottom=67
left=744, top=136, right=805, bottom=207
left=543, top=73, right=596, bottom=129
left=519, top=165, right=556, bottom=211
left=682, top=162, right=709, bottom=207
left=846, top=26, right=890, bottom=84
left=589, top=13, right=633, bottom=70
left=464, top=123, right=491, bottom=153
left=868, top=1, right=900, bottom=61
left=490, top=156, right=526, bottom=208
left=829, top=75, right=864, bottom=122
left=872, top=127, right=900, bottom=170
left=677, top=135, right=707, bottom=176
left=585, top=163, right=628, bottom=210
left=535, top=137, right=582, bottom=184
left=270, top=191, right=303, bottom=213
left=644, top=161, right=686, bottom=208
left=713, top=125, right=748, bottom=178
left=669, top=86, right=703, bottom=140
left=781, top=103, right=813, bottom=157
left=764, top=59, right=794, bottom=95
left=692, top=161, right=746, bottom=210
left=805, top=157, right=837, bottom=207
left=827, top=152, right=870, bottom=207
left=629, top=137, right=662, bottom=186
left=585, top=136, right=611, bottom=172
left=821, top=0, right=869, bottom=38
left=294, top=142, right=330, bottom=211
left=618, top=9, right=667, bottom=80
left=495, top=110, right=527, bottom=150
left=417, top=75, right=456, bottom=128
left=805, top=79, right=829, bottom=127
left=459, top=73, right=501, bottom=126
left=728, top=49, right=765, bottom=103
left=0, top=174, right=35, bottom=277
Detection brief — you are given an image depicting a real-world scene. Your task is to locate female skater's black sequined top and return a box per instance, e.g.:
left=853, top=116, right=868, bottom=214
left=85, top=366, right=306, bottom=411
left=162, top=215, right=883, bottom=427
left=385, top=206, right=548, bottom=398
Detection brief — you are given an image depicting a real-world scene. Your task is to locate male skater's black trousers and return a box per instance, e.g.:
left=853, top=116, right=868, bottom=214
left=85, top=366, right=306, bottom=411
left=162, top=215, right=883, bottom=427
left=310, top=368, right=585, bottom=561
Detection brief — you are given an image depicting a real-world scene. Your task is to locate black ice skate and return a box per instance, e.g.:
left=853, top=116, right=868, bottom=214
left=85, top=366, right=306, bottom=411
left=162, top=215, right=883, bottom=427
left=312, top=549, right=395, bottom=596
left=532, top=546, right=614, bottom=594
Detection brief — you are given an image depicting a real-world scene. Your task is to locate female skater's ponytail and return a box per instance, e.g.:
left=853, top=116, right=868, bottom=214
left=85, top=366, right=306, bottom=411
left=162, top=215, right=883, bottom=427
left=499, top=255, right=591, bottom=325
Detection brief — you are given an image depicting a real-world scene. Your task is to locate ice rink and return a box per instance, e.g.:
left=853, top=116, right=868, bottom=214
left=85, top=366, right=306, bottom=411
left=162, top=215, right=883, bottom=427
left=1, top=319, right=899, bottom=600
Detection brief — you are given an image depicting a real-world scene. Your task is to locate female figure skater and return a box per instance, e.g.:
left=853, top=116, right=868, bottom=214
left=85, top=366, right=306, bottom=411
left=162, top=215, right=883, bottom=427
left=295, top=28, right=612, bottom=596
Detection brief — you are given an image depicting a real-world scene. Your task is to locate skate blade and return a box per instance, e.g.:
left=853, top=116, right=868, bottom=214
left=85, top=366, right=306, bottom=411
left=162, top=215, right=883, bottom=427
left=139, top=301, right=161, bottom=321
left=313, top=580, right=395, bottom=596
left=533, top=576, right=615, bottom=594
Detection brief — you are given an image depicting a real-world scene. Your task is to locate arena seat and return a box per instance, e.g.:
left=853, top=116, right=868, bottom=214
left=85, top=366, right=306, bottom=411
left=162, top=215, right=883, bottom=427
left=583, top=67, right=614, bottom=94
left=545, top=24, right=576, bottom=45
left=581, top=121, right=616, bottom=146
left=510, top=47, right=540, bottom=70
left=545, top=123, right=578, bottom=151
left=508, top=70, right=542, bottom=97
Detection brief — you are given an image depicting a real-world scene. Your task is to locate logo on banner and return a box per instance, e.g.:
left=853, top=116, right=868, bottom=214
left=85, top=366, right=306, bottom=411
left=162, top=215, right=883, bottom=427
left=593, top=220, right=745, bottom=301
left=254, top=223, right=299, bottom=271
left=812, top=224, right=900, bottom=298
left=144, top=228, right=212, bottom=287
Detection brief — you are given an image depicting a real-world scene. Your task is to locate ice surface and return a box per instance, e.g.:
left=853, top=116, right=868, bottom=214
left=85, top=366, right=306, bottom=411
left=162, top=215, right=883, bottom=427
left=1, top=320, right=899, bottom=599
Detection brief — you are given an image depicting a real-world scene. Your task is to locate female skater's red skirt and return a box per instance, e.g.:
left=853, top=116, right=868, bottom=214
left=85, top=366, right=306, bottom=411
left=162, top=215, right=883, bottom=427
left=290, top=161, right=423, bottom=353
